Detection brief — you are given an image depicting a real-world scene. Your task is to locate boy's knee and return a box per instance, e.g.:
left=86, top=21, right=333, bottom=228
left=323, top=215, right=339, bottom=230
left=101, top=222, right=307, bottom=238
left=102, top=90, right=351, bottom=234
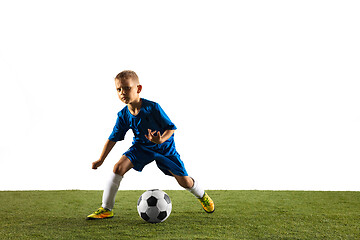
left=113, top=163, right=125, bottom=176
left=113, top=155, right=133, bottom=176
left=178, top=176, right=194, bottom=189
left=113, top=165, right=121, bottom=175
left=182, top=182, right=193, bottom=189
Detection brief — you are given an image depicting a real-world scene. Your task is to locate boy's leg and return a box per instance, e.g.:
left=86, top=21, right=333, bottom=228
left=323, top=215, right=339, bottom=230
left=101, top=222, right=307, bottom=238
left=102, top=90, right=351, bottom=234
left=173, top=175, right=204, bottom=198
left=154, top=153, right=214, bottom=213
left=103, top=155, right=134, bottom=210
left=101, top=173, right=123, bottom=211
left=172, top=174, right=215, bottom=213
left=87, top=155, right=133, bottom=220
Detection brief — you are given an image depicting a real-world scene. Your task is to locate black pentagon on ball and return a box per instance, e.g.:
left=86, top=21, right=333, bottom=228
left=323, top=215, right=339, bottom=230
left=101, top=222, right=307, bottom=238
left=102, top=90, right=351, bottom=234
left=157, top=211, right=167, bottom=220
left=147, top=196, right=158, bottom=206
left=137, top=195, right=142, bottom=206
left=164, top=194, right=171, bottom=204
left=141, top=212, right=150, bottom=221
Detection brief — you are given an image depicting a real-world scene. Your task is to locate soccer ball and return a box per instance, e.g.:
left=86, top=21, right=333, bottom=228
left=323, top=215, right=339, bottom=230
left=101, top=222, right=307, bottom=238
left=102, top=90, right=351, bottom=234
left=137, top=189, right=172, bottom=223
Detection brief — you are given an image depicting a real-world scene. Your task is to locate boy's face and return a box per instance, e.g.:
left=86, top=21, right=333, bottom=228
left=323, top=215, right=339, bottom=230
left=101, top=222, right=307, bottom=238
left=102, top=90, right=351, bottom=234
left=115, top=78, right=142, bottom=104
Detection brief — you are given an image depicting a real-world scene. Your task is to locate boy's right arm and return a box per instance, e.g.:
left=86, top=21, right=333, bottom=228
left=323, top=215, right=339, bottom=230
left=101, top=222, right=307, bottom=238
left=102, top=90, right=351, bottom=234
left=92, top=139, right=116, bottom=169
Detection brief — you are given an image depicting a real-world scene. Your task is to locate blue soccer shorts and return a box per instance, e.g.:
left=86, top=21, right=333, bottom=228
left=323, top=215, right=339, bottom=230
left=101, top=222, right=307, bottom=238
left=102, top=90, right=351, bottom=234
left=124, top=144, right=188, bottom=176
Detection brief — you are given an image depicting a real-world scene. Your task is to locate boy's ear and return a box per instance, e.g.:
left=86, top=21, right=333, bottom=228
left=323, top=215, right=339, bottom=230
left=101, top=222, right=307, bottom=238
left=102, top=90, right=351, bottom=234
left=137, top=85, right=142, bottom=93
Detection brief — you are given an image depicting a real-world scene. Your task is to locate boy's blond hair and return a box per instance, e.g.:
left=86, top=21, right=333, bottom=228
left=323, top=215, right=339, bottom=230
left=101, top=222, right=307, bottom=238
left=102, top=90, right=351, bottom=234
left=115, top=70, right=139, bottom=84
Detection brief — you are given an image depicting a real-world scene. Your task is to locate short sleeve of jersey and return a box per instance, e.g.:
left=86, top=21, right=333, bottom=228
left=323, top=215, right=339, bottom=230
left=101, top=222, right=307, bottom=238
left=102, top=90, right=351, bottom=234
left=154, top=103, right=177, bottom=131
left=108, top=110, right=130, bottom=142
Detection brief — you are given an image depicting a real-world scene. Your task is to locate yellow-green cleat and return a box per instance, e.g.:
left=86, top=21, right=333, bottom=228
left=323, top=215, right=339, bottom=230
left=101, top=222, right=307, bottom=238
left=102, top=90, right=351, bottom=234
left=198, top=192, right=215, bottom=213
left=86, top=207, right=114, bottom=220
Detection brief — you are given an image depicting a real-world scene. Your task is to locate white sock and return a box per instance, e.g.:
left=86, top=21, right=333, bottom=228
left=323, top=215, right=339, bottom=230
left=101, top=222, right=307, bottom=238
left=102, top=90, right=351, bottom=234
left=102, top=173, right=123, bottom=210
left=186, top=177, right=205, bottom=199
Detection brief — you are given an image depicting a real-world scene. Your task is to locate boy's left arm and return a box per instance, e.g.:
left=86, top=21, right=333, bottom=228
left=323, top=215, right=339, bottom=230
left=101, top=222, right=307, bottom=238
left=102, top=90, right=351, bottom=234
left=145, top=129, right=175, bottom=144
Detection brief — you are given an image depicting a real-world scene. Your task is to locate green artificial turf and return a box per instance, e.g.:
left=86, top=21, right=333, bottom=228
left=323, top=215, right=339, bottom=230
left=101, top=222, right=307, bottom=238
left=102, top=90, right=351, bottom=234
left=0, top=190, right=359, bottom=239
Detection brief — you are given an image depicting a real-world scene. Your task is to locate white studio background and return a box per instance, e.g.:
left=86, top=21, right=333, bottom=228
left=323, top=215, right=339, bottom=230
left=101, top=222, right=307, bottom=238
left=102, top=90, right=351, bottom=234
left=1, top=0, right=359, bottom=191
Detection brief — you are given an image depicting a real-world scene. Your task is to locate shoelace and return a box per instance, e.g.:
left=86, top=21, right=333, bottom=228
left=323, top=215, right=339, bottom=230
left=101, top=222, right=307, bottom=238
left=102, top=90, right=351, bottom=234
left=95, top=209, right=106, bottom=214
left=201, top=197, right=210, bottom=207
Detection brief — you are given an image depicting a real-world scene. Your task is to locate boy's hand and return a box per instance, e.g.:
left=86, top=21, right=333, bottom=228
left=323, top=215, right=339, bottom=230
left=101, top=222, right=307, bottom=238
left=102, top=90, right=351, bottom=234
left=145, top=129, right=163, bottom=144
left=92, top=159, right=104, bottom=169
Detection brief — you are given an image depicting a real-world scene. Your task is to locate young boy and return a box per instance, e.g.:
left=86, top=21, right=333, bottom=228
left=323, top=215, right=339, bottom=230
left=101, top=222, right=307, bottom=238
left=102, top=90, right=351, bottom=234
left=86, top=70, right=214, bottom=220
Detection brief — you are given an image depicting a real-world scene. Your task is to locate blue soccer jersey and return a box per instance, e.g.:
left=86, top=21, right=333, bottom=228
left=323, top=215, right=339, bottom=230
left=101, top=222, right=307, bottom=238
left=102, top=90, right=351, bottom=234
left=109, top=99, right=177, bottom=153
left=108, top=99, right=187, bottom=176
